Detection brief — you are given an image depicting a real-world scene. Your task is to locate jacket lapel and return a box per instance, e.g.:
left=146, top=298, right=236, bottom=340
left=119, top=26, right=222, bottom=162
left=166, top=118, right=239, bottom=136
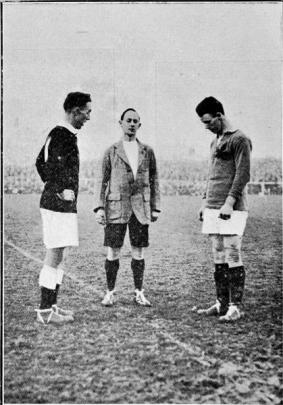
left=137, top=139, right=146, bottom=169
left=115, top=140, right=131, bottom=167
left=115, top=139, right=146, bottom=170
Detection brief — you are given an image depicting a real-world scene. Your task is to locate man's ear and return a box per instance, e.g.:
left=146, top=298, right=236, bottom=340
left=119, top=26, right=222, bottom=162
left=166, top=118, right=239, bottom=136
left=72, top=106, right=81, bottom=116
left=138, top=123, right=141, bottom=128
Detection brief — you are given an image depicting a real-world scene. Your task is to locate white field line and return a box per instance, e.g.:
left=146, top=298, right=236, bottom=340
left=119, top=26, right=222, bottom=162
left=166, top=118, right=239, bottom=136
left=158, top=330, right=213, bottom=366
left=4, top=239, right=43, bottom=265
left=4, top=238, right=210, bottom=361
left=4, top=239, right=102, bottom=296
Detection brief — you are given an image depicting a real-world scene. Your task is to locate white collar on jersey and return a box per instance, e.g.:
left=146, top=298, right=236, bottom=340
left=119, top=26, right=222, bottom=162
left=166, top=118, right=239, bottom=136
left=58, top=121, right=78, bottom=135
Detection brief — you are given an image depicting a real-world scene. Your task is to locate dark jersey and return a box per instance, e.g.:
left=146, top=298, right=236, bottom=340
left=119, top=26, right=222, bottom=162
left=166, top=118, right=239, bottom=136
left=36, top=126, right=79, bottom=213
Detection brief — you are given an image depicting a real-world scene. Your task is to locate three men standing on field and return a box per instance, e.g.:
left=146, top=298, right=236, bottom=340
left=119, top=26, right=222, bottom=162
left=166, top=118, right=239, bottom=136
left=35, top=93, right=251, bottom=324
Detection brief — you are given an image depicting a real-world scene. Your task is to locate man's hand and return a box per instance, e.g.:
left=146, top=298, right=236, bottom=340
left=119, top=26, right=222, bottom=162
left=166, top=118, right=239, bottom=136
left=218, top=203, right=233, bottom=220
left=57, top=189, right=75, bottom=201
left=198, top=199, right=206, bottom=221
left=151, top=211, right=159, bottom=222
left=218, top=196, right=236, bottom=220
left=95, top=209, right=106, bottom=226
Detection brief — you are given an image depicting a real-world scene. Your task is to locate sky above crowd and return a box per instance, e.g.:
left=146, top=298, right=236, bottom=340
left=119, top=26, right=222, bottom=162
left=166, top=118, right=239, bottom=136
left=3, top=2, right=282, bottom=165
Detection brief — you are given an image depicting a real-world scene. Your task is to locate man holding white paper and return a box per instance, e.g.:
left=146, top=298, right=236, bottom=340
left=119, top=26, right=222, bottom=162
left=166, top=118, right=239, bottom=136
left=195, top=96, right=252, bottom=321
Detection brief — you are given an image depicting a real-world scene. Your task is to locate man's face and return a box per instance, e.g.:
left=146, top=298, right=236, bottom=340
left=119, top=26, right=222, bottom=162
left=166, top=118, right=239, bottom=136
left=200, top=113, right=222, bottom=134
left=73, top=102, right=92, bottom=129
left=120, top=110, right=141, bottom=137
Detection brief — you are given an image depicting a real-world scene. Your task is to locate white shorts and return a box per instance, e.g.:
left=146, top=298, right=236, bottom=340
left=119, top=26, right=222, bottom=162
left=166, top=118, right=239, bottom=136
left=202, top=208, right=248, bottom=236
left=40, top=208, right=79, bottom=249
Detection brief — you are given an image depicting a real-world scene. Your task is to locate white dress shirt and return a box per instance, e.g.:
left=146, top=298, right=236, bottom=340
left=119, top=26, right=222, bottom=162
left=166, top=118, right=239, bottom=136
left=123, top=140, right=139, bottom=179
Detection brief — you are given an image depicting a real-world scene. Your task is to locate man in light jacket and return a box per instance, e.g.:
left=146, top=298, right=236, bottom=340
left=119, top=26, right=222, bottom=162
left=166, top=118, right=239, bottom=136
left=94, top=108, right=160, bottom=307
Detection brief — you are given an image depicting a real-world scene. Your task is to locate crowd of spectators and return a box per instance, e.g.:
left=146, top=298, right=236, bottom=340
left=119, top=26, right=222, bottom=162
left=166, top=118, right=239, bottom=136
left=4, top=158, right=282, bottom=195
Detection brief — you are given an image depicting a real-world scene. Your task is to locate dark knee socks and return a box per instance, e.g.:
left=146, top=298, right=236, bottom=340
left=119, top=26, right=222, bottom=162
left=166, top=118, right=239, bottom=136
left=131, top=259, right=145, bottom=290
left=214, top=263, right=229, bottom=312
left=214, top=264, right=245, bottom=310
left=39, top=287, right=56, bottom=310
left=52, top=284, right=60, bottom=306
left=229, top=266, right=245, bottom=305
left=105, top=259, right=119, bottom=291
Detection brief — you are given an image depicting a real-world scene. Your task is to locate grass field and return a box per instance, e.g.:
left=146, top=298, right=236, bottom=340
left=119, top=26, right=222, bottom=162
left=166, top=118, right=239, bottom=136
left=4, top=194, right=282, bottom=404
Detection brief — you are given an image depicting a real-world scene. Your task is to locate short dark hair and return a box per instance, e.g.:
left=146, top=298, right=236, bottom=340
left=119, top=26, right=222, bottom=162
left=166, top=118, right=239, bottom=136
left=120, top=108, right=139, bottom=121
left=63, top=92, right=91, bottom=112
left=195, top=97, right=224, bottom=117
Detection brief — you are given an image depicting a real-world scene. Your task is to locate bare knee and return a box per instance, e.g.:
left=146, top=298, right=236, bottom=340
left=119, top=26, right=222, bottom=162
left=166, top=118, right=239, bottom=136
left=229, top=246, right=241, bottom=263
left=224, top=236, right=243, bottom=266
left=45, top=247, right=64, bottom=267
left=210, top=235, right=225, bottom=263
left=107, top=247, right=121, bottom=261
left=131, top=247, right=144, bottom=260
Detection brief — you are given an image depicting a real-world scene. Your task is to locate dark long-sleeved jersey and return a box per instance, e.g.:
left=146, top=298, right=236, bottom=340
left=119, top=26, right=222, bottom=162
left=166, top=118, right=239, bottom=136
left=204, top=130, right=252, bottom=211
left=36, top=126, right=79, bottom=213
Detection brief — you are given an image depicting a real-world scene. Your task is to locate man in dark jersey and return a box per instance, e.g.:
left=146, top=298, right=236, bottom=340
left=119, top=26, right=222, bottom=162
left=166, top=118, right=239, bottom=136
left=35, top=92, right=92, bottom=324
left=195, top=97, right=252, bottom=322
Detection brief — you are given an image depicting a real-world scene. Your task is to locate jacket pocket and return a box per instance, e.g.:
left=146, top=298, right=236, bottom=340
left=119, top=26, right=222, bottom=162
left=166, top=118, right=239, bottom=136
left=143, top=191, right=151, bottom=219
left=106, top=193, right=122, bottom=220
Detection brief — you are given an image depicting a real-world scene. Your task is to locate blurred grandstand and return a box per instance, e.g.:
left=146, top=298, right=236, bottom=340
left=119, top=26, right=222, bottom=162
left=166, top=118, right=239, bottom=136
left=4, top=158, right=282, bottom=196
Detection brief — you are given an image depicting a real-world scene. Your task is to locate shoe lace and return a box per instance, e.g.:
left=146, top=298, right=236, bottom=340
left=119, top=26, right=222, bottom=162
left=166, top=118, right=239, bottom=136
left=35, top=308, right=53, bottom=324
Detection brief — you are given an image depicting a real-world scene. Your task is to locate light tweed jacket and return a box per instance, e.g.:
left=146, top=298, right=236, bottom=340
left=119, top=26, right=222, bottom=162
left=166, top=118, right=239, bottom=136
left=94, top=139, right=160, bottom=224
